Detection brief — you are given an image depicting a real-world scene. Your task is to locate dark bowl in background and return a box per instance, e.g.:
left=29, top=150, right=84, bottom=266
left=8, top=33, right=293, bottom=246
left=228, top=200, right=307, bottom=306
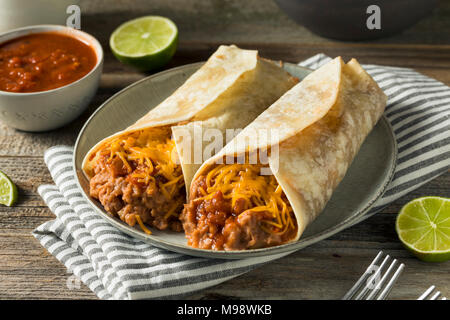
left=274, top=0, right=438, bottom=40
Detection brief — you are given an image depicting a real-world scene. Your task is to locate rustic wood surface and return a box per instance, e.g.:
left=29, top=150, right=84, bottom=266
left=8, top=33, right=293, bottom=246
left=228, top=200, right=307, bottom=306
left=0, top=0, right=449, bottom=300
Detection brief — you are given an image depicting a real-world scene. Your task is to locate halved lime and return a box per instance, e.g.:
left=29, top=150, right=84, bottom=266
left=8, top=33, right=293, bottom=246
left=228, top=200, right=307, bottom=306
left=110, top=16, right=178, bottom=71
left=0, top=170, right=18, bottom=206
left=396, top=196, right=450, bottom=262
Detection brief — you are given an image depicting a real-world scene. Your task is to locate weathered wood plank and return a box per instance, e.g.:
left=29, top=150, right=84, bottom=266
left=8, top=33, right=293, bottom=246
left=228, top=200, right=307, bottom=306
left=79, top=0, right=450, bottom=45
left=114, top=43, right=450, bottom=81
left=186, top=244, right=450, bottom=300
left=0, top=234, right=96, bottom=299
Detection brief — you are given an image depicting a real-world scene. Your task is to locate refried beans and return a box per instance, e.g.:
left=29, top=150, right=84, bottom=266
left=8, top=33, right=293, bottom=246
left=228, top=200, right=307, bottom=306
left=89, top=127, right=185, bottom=232
left=181, top=163, right=297, bottom=250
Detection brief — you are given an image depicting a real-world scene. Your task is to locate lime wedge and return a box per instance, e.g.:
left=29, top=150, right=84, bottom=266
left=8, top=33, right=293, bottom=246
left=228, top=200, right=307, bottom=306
left=110, top=16, right=178, bottom=71
left=0, top=170, right=18, bottom=206
left=396, top=196, right=450, bottom=262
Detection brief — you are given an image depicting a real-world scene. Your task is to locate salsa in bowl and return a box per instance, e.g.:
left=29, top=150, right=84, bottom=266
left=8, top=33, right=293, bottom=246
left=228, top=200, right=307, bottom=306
left=0, top=25, right=103, bottom=132
left=0, top=32, right=97, bottom=93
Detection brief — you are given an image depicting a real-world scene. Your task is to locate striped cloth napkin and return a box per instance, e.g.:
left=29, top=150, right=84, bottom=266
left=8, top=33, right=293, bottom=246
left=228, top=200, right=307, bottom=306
left=33, top=54, right=450, bottom=300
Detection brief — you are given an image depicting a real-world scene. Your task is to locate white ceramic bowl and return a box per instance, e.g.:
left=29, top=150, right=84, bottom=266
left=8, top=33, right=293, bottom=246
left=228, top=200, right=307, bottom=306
left=0, top=25, right=103, bottom=132
left=0, top=0, right=80, bottom=33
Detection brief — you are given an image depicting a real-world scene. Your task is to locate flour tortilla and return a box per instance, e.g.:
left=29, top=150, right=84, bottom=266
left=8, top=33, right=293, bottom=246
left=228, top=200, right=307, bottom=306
left=82, top=45, right=297, bottom=190
left=191, top=57, right=387, bottom=242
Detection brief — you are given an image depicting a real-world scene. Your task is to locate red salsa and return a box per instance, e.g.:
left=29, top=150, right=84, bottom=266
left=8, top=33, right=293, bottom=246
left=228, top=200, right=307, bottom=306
left=0, top=32, right=97, bottom=93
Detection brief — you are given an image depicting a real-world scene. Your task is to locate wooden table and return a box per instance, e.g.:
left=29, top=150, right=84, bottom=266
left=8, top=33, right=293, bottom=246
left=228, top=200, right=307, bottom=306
left=0, top=0, right=449, bottom=300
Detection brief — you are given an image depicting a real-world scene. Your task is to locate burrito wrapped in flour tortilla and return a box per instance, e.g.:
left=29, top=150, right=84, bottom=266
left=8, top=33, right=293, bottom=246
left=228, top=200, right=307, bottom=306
left=82, top=45, right=297, bottom=233
left=181, top=57, right=387, bottom=250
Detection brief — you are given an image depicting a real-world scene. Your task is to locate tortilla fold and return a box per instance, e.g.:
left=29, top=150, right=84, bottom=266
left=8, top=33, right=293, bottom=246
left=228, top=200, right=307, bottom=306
left=82, top=45, right=297, bottom=184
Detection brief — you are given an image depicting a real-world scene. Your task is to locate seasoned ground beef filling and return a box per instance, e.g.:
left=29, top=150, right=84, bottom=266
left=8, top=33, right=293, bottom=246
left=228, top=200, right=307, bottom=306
left=181, top=164, right=297, bottom=250
left=89, top=128, right=185, bottom=232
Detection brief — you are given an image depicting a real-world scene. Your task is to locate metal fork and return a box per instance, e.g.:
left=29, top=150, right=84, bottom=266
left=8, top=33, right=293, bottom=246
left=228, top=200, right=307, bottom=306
left=342, top=251, right=405, bottom=300
left=418, top=286, right=447, bottom=300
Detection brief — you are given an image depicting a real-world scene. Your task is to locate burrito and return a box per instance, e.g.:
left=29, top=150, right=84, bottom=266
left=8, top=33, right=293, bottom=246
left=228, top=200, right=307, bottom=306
left=82, top=45, right=297, bottom=234
left=181, top=57, right=387, bottom=250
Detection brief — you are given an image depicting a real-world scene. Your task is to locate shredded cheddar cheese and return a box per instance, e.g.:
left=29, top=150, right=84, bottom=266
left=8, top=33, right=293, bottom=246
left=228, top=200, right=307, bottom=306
left=101, top=127, right=185, bottom=234
left=135, top=215, right=152, bottom=235
left=197, top=159, right=295, bottom=235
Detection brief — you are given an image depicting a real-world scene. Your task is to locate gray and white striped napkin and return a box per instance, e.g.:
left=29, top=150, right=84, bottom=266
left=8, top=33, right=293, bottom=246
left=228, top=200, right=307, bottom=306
left=33, top=54, right=450, bottom=299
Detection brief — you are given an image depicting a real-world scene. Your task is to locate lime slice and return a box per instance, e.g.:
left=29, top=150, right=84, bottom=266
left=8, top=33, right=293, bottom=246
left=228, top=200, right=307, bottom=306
left=396, top=196, right=450, bottom=262
left=110, top=16, right=178, bottom=71
left=0, top=170, right=18, bottom=206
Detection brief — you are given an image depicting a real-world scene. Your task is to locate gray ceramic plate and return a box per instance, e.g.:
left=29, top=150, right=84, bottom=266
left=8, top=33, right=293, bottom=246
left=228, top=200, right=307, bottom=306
left=74, top=62, right=397, bottom=259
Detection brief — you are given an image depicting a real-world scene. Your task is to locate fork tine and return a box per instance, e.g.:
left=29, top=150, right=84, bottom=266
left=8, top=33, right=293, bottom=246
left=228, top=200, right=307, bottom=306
left=430, top=291, right=441, bottom=300
left=342, top=251, right=384, bottom=300
left=376, top=263, right=405, bottom=300
left=418, top=285, right=436, bottom=300
left=366, top=259, right=398, bottom=300
left=355, top=255, right=390, bottom=300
